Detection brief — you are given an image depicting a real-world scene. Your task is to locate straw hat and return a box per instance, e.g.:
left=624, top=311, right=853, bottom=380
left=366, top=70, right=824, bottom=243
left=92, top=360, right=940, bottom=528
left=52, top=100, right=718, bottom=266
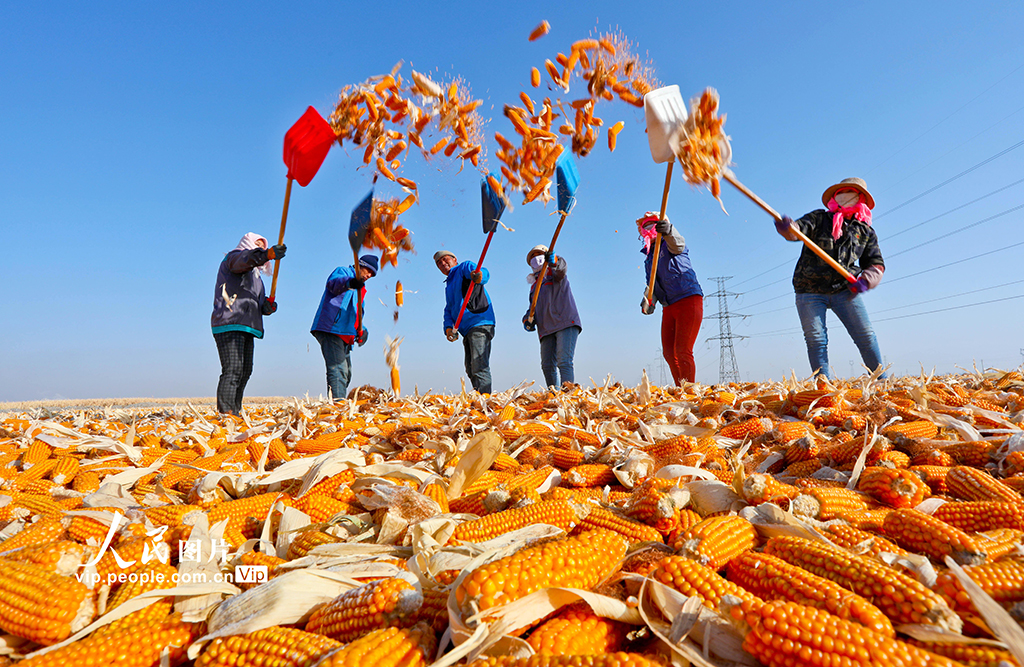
left=822, top=177, right=875, bottom=209
left=526, top=244, right=548, bottom=265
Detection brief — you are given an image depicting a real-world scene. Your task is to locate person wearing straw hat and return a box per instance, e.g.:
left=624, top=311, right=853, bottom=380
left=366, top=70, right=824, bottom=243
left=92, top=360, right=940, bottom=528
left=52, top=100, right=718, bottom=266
left=434, top=249, right=495, bottom=394
left=776, top=177, right=886, bottom=380
left=523, top=244, right=582, bottom=389
left=310, top=254, right=379, bottom=401
left=638, top=213, right=704, bottom=385
left=211, top=232, right=286, bottom=416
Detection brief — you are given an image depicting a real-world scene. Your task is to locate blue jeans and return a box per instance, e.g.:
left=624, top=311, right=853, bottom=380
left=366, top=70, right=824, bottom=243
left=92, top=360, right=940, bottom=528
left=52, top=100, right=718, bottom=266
left=794, top=291, right=885, bottom=380
left=312, top=330, right=352, bottom=401
left=462, top=325, right=494, bottom=394
left=539, top=326, right=580, bottom=388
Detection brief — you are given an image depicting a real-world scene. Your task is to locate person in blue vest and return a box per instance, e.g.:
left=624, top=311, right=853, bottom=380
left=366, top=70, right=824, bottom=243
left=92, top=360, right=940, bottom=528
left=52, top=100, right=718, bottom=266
left=210, top=232, right=286, bottom=415
left=310, top=254, right=378, bottom=401
left=638, top=212, right=704, bottom=385
left=435, top=249, right=495, bottom=394
left=522, top=244, right=582, bottom=388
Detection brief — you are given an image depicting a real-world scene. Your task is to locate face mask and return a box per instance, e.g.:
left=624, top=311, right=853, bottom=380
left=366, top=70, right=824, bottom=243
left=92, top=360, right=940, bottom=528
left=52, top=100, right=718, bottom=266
left=835, top=191, right=861, bottom=208
left=529, top=255, right=544, bottom=270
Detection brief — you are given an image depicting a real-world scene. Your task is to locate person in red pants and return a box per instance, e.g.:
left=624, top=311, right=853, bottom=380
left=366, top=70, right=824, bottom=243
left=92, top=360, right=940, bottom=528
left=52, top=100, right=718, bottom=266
left=638, top=213, right=704, bottom=385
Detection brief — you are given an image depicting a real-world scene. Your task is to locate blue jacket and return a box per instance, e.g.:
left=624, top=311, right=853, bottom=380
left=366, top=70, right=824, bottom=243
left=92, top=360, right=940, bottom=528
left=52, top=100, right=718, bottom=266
left=211, top=248, right=269, bottom=338
left=643, top=226, right=703, bottom=306
left=310, top=266, right=365, bottom=338
left=443, top=261, right=495, bottom=334
left=524, top=256, right=582, bottom=339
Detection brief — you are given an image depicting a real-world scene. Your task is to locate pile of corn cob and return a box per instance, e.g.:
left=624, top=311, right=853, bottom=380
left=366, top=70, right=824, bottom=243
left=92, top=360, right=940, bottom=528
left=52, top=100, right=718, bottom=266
left=0, top=368, right=1022, bottom=666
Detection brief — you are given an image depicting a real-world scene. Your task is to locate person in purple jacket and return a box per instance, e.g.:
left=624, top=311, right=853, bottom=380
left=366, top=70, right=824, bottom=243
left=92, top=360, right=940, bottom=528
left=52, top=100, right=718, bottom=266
left=310, top=254, right=378, bottom=401
left=522, top=244, right=582, bottom=388
left=210, top=232, right=286, bottom=415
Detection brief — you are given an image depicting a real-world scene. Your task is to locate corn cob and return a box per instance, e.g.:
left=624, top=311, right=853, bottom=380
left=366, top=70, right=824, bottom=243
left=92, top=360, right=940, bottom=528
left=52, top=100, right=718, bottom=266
left=974, top=528, right=1024, bottom=560
left=624, top=477, right=687, bottom=535
left=49, top=456, right=80, bottom=485
left=783, top=436, right=820, bottom=466
left=451, top=499, right=586, bottom=544
left=455, top=529, right=628, bottom=613
left=648, top=554, right=760, bottom=609
left=882, top=419, right=939, bottom=441
left=462, top=470, right=516, bottom=496
left=641, top=434, right=698, bottom=460
left=527, top=603, right=630, bottom=655
left=571, top=505, right=664, bottom=544
left=932, top=500, right=1024, bottom=533
left=467, top=656, right=667, bottom=667
left=504, top=465, right=557, bottom=494
left=195, top=626, right=342, bottom=667
left=671, top=514, right=758, bottom=570
left=724, top=598, right=967, bottom=667
left=877, top=450, right=911, bottom=468
left=740, top=473, right=800, bottom=506
left=908, top=464, right=951, bottom=494
left=561, top=428, right=602, bottom=447
left=207, top=492, right=289, bottom=546
left=449, top=489, right=490, bottom=515
left=298, top=494, right=359, bottom=523
left=19, top=613, right=199, bottom=667
left=935, top=558, right=1024, bottom=614
left=20, top=439, right=52, bottom=468
left=0, top=559, right=95, bottom=645
left=827, top=434, right=892, bottom=467
left=562, top=463, right=616, bottom=487
left=770, top=420, right=814, bottom=443
left=856, top=466, right=930, bottom=508
left=306, top=577, right=423, bottom=643
left=315, top=623, right=436, bottom=667
left=548, top=447, right=586, bottom=470
left=100, top=560, right=179, bottom=633
left=143, top=504, right=204, bottom=528
left=286, top=529, right=345, bottom=560
left=821, top=523, right=908, bottom=559
left=791, top=487, right=874, bottom=520
left=884, top=507, right=987, bottom=565
left=2, top=539, right=96, bottom=576
left=718, top=417, right=773, bottom=439
left=945, top=441, right=997, bottom=467
left=0, top=516, right=65, bottom=554
left=8, top=492, right=65, bottom=520
left=726, top=550, right=895, bottom=636
left=72, top=469, right=101, bottom=493
left=233, top=549, right=285, bottom=590
left=780, top=458, right=823, bottom=478
left=420, top=481, right=450, bottom=513
left=902, top=639, right=1021, bottom=667
left=947, top=466, right=1024, bottom=505
left=763, top=534, right=963, bottom=632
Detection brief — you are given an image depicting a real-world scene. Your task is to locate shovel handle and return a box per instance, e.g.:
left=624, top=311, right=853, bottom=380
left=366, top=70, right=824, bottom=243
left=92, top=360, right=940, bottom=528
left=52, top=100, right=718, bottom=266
left=453, top=229, right=495, bottom=333
left=643, top=161, right=674, bottom=310
left=352, top=248, right=364, bottom=334
left=268, top=177, right=294, bottom=302
left=721, top=171, right=856, bottom=284
left=527, top=210, right=570, bottom=322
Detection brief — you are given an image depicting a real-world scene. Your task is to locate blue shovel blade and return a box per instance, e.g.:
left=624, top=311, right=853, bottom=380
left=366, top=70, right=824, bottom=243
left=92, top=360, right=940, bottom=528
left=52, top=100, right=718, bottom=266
left=481, top=174, right=505, bottom=234
left=349, top=189, right=373, bottom=252
left=556, top=153, right=580, bottom=214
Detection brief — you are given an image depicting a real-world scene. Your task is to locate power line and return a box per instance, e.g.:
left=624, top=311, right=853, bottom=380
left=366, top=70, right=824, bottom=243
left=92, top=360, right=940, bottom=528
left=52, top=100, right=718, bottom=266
left=875, top=138, right=1024, bottom=219
left=873, top=279, right=1024, bottom=314
left=887, top=204, right=1024, bottom=258
left=730, top=259, right=791, bottom=288
left=883, top=177, right=1024, bottom=241
left=886, top=239, right=1024, bottom=283
left=873, top=294, right=1024, bottom=322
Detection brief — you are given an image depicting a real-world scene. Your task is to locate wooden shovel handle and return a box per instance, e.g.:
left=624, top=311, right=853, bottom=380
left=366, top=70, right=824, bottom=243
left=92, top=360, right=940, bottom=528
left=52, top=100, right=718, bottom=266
left=528, top=210, right=570, bottom=321
left=721, top=171, right=856, bottom=284
left=644, top=162, right=674, bottom=307
left=268, top=177, right=293, bottom=302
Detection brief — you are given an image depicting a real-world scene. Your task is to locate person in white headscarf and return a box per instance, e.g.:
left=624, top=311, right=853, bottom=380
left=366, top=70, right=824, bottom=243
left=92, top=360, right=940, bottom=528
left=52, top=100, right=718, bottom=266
left=210, top=232, right=286, bottom=415
left=522, top=244, right=582, bottom=388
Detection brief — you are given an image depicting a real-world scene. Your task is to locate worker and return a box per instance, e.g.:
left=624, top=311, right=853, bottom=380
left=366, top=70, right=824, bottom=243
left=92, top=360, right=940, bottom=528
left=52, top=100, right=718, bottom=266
left=310, top=254, right=378, bottom=401
left=210, top=232, right=285, bottom=415
left=435, top=249, right=495, bottom=394
left=523, top=244, right=582, bottom=388
left=776, top=177, right=886, bottom=379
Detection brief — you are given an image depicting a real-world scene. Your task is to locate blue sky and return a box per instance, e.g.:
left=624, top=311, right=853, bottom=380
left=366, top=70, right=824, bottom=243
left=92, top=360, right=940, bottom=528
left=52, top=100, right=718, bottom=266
left=2, top=1, right=1022, bottom=401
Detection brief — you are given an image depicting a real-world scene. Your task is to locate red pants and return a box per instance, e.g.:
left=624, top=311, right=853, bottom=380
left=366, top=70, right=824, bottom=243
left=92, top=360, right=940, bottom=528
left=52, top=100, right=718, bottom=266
left=661, top=295, right=703, bottom=385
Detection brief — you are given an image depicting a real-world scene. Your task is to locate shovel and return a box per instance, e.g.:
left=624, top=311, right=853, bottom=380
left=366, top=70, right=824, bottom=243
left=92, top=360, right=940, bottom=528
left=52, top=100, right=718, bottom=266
left=640, top=85, right=688, bottom=315
left=348, top=190, right=374, bottom=338
left=526, top=153, right=580, bottom=329
left=268, top=106, right=337, bottom=302
left=721, top=171, right=856, bottom=284
left=451, top=175, right=506, bottom=339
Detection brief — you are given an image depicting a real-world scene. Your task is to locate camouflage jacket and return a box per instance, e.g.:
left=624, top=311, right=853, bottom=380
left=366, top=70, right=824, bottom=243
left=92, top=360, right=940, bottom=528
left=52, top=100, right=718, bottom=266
left=790, top=209, right=884, bottom=294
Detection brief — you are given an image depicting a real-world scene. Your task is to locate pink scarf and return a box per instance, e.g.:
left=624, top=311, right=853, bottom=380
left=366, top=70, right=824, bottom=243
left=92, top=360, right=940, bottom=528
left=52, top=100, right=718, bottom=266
left=826, top=196, right=872, bottom=240
left=637, top=212, right=660, bottom=252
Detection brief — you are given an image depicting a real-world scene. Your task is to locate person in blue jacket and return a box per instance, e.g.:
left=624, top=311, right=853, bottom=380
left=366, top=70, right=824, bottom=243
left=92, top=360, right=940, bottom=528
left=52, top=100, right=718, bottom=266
left=522, top=244, right=582, bottom=389
left=638, top=212, right=704, bottom=385
left=434, top=249, right=495, bottom=394
left=310, top=254, right=378, bottom=401
left=211, top=232, right=286, bottom=415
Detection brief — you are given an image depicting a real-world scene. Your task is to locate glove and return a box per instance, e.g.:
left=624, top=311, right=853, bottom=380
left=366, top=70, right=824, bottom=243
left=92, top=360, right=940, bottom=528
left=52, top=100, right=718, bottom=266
left=640, top=295, right=655, bottom=315
left=775, top=215, right=793, bottom=236
left=654, top=218, right=672, bottom=235
left=470, top=270, right=483, bottom=284
left=445, top=327, right=459, bottom=342
left=544, top=251, right=556, bottom=266
left=356, top=327, right=368, bottom=346
left=261, top=300, right=278, bottom=315
left=266, top=244, right=287, bottom=260
left=523, top=315, right=537, bottom=332
left=349, top=277, right=365, bottom=290
left=849, top=276, right=870, bottom=294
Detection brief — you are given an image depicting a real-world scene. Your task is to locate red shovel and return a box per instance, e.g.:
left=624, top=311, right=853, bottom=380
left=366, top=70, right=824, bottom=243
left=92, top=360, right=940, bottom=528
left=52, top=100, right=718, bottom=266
left=268, top=106, right=336, bottom=302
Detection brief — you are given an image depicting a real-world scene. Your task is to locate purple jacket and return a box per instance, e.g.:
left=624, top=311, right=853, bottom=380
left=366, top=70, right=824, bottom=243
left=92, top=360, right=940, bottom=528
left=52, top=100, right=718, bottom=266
left=211, top=248, right=269, bottom=338
left=525, top=256, right=582, bottom=339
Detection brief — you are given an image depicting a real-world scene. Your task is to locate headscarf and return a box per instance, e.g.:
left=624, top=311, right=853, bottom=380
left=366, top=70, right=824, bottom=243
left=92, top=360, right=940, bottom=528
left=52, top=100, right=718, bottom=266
left=636, top=212, right=660, bottom=252
left=825, top=193, right=872, bottom=240
left=234, top=232, right=272, bottom=275
left=526, top=254, right=545, bottom=284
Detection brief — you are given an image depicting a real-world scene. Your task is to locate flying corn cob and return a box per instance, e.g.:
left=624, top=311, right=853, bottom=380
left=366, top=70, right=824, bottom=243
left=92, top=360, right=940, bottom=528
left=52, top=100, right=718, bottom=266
left=763, top=534, right=963, bottom=632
